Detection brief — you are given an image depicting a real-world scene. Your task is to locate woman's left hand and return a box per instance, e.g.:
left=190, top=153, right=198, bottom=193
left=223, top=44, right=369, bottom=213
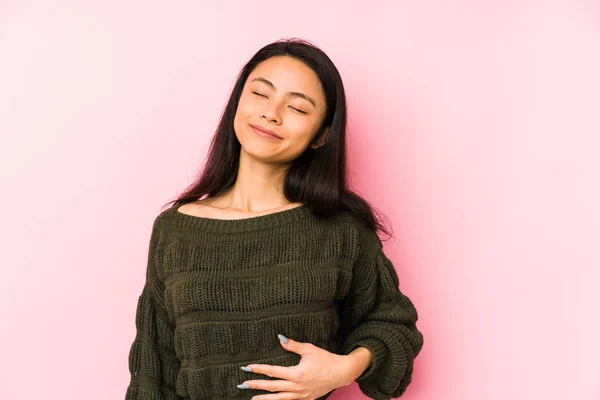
left=238, top=335, right=355, bottom=400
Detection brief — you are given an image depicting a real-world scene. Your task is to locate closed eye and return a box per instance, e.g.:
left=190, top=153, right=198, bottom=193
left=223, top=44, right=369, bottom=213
left=252, top=91, right=307, bottom=114
left=289, top=106, right=307, bottom=114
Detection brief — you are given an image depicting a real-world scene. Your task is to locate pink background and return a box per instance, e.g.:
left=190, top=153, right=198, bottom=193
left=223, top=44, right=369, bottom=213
left=1, top=1, right=599, bottom=399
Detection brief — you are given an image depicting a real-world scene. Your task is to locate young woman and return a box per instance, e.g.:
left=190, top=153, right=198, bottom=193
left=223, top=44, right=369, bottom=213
left=125, top=38, right=424, bottom=400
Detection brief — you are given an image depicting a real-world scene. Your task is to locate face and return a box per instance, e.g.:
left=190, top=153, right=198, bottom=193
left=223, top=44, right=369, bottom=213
left=233, top=56, right=329, bottom=165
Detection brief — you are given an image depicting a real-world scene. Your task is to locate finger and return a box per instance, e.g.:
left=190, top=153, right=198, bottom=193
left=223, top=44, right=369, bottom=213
left=250, top=391, right=300, bottom=400
left=238, top=379, right=299, bottom=393
left=278, top=335, right=312, bottom=356
left=243, top=364, right=298, bottom=381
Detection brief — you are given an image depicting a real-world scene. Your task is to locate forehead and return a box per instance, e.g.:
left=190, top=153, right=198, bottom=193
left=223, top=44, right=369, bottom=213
left=247, top=56, right=324, bottom=100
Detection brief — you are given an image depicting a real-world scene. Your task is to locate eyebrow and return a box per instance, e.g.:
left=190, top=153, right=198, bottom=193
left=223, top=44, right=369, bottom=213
left=251, top=77, right=317, bottom=108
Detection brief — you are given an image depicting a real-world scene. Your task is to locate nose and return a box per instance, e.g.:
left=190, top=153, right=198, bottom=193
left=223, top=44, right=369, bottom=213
left=260, top=105, right=281, bottom=124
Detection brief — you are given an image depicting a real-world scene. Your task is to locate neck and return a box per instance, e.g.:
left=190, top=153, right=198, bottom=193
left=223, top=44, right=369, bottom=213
left=215, top=149, right=294, bottom=212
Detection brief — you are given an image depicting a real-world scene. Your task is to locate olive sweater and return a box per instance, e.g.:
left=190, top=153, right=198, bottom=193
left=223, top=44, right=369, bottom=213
left=125, top=203, right=424, bottom=400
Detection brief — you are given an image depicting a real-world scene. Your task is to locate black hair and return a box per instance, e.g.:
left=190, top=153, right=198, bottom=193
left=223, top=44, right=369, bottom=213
left=165, top=37, right=392, bottom=239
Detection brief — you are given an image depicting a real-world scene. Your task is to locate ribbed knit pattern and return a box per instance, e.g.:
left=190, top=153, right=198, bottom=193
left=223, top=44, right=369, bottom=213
left=125, top=203, right=424, bottom=400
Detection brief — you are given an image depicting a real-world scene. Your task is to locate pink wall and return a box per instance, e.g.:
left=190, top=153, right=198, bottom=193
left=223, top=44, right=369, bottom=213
left=1, top=1, right=598, bottom=399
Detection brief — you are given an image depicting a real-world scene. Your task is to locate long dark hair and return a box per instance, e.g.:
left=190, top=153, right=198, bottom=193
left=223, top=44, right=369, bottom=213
left=164, top=38, right=392, bottom=239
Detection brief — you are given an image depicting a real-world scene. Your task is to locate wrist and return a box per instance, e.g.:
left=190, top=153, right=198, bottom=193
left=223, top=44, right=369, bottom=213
left=342, top=346, right=373, bottom=386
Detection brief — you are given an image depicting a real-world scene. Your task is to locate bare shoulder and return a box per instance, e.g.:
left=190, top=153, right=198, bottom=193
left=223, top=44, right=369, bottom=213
left=176, top=198, right=221, bottom=218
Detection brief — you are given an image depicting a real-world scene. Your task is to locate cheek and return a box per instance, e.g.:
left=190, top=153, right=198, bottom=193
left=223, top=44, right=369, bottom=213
left=237, top=95, right=261, bottom=116
left=233, top=98, right=255, bottom=131
left=287, top=117, right=321, bottom=141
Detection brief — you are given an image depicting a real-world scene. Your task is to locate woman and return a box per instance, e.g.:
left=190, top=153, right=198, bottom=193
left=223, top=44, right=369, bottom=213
left=125, top=38, right=424, bottom=400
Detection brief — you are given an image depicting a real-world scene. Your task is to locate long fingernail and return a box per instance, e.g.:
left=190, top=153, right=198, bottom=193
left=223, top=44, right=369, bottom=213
left=237, top=383, right=250, bottom=389
left=278, top=333, right=288, bottom=344
left=241, top=366, right=252, bottom=372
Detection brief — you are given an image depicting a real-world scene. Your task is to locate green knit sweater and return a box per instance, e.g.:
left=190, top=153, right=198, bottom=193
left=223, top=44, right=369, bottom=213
left=125, top=203, right=424, bottom=400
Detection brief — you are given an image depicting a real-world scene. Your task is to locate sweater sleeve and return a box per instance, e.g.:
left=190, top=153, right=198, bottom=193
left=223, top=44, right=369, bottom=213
left=125, top=216, right=182, bottom=400
left=339, top=223, right=424, bottom=399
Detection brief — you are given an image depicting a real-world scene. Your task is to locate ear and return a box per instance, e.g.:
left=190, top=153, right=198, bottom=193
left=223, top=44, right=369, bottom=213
left=310, top=126, right=331, bottom=149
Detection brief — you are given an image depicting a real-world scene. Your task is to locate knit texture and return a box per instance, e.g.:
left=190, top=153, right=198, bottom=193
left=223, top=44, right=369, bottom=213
left=125, top=203, right=424, bottom=400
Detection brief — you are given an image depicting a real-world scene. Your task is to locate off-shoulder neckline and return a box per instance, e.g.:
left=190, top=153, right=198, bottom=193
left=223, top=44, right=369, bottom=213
left=160, top=202, right=313, bottom=233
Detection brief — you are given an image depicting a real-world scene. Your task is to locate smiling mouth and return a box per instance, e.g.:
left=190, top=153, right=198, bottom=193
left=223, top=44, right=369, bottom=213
left=250, top=124, right=283, bottom=140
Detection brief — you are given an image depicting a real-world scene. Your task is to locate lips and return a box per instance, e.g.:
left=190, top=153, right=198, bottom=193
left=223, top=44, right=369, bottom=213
left=249, top=124, right=282, bottom=139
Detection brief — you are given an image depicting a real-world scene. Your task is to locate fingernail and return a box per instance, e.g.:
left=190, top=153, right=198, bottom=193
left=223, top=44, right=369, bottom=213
left=237, top=383, right=250, bottom=389
left=241, top=366, right=252, bottom=372
left=278, top=333, right=288, bottom=344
